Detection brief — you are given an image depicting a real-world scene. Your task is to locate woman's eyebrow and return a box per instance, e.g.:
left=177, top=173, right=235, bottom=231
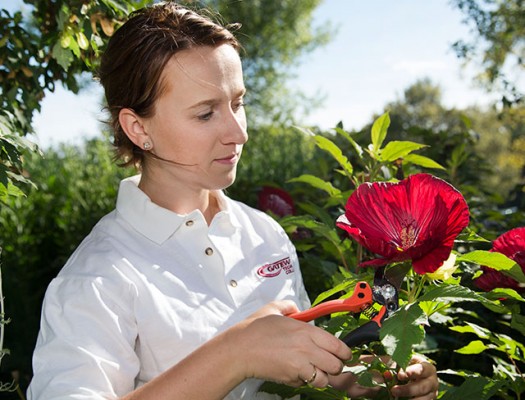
left=187, top=88, right=246, bottom=110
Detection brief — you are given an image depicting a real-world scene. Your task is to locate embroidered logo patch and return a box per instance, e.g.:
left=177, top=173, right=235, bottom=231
left=257, top=257, right=294, bottom=277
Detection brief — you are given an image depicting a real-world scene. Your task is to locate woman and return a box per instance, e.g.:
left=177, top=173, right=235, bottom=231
left=27, top=2, right=438, bottom=399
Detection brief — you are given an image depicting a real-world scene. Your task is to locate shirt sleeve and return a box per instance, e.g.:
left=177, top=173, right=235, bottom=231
left=27, top=269, right=140, bottom=400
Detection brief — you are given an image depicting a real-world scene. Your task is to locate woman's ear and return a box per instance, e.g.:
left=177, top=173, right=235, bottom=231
left=119, top=108, right=153, bottom=150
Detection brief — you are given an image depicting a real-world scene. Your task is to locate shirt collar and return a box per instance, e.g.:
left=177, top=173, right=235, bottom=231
left=116, top=175, right=239, bottom=244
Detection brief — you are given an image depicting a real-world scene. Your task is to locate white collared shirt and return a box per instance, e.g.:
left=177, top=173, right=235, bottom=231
left=28, top=175, right=310, bottom=399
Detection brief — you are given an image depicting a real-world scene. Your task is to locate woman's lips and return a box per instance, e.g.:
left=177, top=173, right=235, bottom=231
left=215, top=153, right=239, bottom=165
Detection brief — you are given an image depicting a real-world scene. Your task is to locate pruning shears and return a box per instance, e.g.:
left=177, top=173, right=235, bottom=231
left=288, top=266, right=400, bottom=347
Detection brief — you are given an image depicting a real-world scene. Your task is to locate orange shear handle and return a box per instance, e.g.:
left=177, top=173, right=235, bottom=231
left=288, top=281, right=374, bottom=322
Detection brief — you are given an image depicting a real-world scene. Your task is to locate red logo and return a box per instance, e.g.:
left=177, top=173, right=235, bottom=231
left=257, top=257, right=294, bottom=277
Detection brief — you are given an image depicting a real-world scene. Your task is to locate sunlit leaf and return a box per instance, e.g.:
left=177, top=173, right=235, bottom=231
left=459, top=250, right=516, bottom=270
left=288, top=174, right=341, bottom=196
left=311, top=278, right=358, bottom=306
left=459, top=250, right=525, bottom=282
left=456, top=340, right=488, bottom=354
left=52, top=42, right=74, bottom=70
left=313, top=135, right=353, bottom=176
left=380, top=303, right=427, bottom=369
left=450, top=322, right=491, bottom=339
left=370, top=112, right=390, bottom=154
left=334, top=127, right=363, bottom=158
left=403, top=153, right=445, bottom=169
left=379, top=140, right=427, bottom=162
left=76, top=32, right=89, bottom=50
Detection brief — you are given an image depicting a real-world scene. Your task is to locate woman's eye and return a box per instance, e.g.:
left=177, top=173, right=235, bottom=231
left=198, top=111, right=214, bottom=121
left=232, top=101, right=245, bottom=112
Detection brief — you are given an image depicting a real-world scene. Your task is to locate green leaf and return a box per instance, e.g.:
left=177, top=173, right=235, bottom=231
left=334, top=127, right=363, bottom=158
left=76, top=32, right=89, bottom=50
left=312, top=278, right=358, bottom=306
left=511, top=313, right=525, bottom=336
left=370, top=112, right=390, bottom=154
left=379, top=140, right=427, bottom=162
left=52, top=41, right=74, bottom=70
left=313, top=135, right=353, bottom=176
left=417, top=283, right=496, bottom=307
left=356, top=371, right=378, bottom=388
left=439, top=377, right=504, bottom=400
left=402, top=153, right=445, bottom=169
left=459, top=250, right=516, bottom=270
left=459, top=250, right=525, bottom=282
left=455, top=340, right=488, bottom=354
left=380, top=303, right=427, bottom=369
left=483, top=288, right=524, bottom=302
left=450, top=322, right=491, bottom=339
left=288, top=174, right=341, bottom=196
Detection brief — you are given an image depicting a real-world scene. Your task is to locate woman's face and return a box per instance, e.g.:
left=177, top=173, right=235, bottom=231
left=141, top=44, right=248, bottom=192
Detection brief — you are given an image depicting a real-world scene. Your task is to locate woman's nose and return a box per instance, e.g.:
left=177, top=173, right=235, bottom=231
left=223, top=108, right=248, bottom=144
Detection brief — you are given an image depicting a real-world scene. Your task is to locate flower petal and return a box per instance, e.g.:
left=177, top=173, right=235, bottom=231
left=258, top=186, right=295, bottom=217
left=337, top=174, right=469, bottom=274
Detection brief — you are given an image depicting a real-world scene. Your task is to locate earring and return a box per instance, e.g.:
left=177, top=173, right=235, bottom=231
left=143, top=142, right=151, bottom=150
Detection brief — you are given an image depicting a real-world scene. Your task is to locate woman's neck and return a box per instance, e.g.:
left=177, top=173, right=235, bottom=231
left=138, top=172, right=221, bottom=226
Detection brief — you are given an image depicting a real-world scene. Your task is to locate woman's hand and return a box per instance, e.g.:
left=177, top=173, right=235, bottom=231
left=390, top=355, right=439, bottom=400
left=229, top=300, right=352, bottom=388
left=331, top=354, right=439, bottom=399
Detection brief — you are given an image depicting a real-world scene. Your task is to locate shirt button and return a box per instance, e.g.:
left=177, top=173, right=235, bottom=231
left=185, top=220, right=194, bottom=227
left=229, top=279, right=238, bottom=287
left=205, top=247, right=214, bottom=256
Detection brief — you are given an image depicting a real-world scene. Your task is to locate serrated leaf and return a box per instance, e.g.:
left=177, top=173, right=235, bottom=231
left=52, top=41, right=74, bottom=70
left=379, top=141, right=427, bottom=162
left=380, top=303, right=427, bottom=369
left=417, top=284, right=494, bottom=306
left=356, top=371, right=378, bottom=388
left=402, top=153, right=445, bottom=169
left=455, top=340, right=488, bottom=354
left=439, top=376, right=504, bottom=400
left=370, top=113, right=390, bottom=154
left=288, top=174, right=341, bottom=196
left=314, top=135, right=353, bottom=176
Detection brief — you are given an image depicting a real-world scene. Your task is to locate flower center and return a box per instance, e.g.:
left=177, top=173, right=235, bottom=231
left=398, top=223, right=418, bottom=251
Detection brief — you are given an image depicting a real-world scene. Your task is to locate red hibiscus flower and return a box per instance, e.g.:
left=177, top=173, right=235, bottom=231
left=474, top=227, right=525, bottom=293
left=336, top=173, right=470, bottom=274
left=258, top=186, right=295, bottom=218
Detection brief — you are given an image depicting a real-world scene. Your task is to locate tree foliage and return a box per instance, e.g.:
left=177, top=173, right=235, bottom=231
left=451, top=0, right=525, bottom=105
left=0, top=0, right=331, bottom=203
left=0, top=0, right=331, bottom=390
left=0, top=0, right=142, bottom=203
left=193, top=0, right=332, bottom=125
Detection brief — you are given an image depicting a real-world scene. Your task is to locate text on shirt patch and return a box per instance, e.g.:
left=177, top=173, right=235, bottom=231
left=257, top=257, right=294, bottom=277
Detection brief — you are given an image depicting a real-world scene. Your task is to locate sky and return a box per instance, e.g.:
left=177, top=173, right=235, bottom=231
left=6, top=0, right=502, bottom=148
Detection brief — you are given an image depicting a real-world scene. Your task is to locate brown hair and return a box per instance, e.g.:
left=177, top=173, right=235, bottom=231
left=97, top=1, right=240, bottom=168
